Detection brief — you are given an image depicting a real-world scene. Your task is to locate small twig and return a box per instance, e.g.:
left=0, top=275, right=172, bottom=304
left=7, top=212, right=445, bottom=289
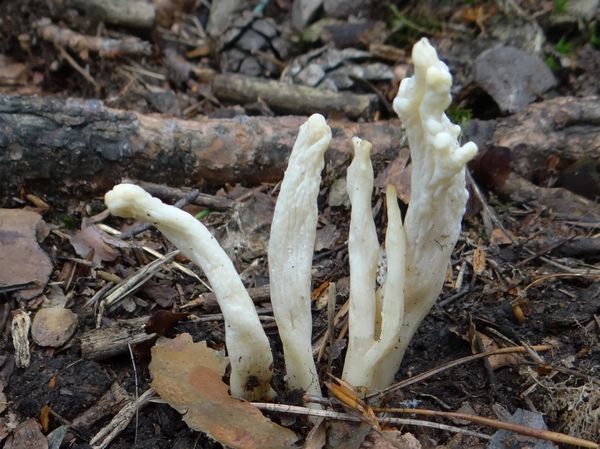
left=120, top=190, right=200, bottom=239
left=127, top=344, right=139, bottom=446
left=84, top=281, right=115, bottom=309
left=466, top=169, right=516, bottom=244
left=467, top=170, right=596, bottom=274
left=96, top=251, right=178, bottom=327
left=521, top=272, right=600, bottom=294
left=251, top=402, right=490, bottom=440
left=90, top=389, right=155, bottom=449
left=368, top=344, right=554, bottom=400
left=372, top=407, right=599, bottom=449
left=438, top=286, right=470, bottom=307
left=514, top=237, right=572, bottom=267
left=55, top=43, right=99, bottom=90
left=122, top=178, right=233, bottom=211
left=0, top=281, right=36, bottom=294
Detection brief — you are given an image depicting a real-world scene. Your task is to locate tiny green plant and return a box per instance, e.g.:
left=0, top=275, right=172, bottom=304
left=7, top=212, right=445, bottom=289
left=61, top=214, right=78, bottom=229
left=555, top=36, right=573, bottom=55
left=447, top=104, right=473, bottom=129
left=545, top=54, right=560, bottom=70
left=194, top=209, right=210, bottom=220
left=554, top=0, right=568, bottom=14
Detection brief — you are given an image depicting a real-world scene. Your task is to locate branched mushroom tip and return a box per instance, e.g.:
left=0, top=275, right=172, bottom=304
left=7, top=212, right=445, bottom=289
left=344, top=37, right=477, bottom=390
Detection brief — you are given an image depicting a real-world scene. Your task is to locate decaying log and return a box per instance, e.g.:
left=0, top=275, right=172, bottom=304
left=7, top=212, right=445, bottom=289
left=468, top=96, right=600, bottom=179
left=499, top=172, right=600, bottom=221
left=80, top=317, right=155, bottom=361
left=472, top=145, right=600, bottom=221
left=212, top=73, right=379, bottom=120
left=0, top=94, right=404, bottom=197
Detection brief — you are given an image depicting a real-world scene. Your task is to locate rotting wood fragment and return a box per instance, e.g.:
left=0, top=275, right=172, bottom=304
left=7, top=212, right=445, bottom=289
left=80, top=317, right=155, bottom=360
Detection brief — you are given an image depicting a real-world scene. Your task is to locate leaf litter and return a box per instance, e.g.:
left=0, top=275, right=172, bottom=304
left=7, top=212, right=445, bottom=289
left=149, top=333, right=298, bottom=449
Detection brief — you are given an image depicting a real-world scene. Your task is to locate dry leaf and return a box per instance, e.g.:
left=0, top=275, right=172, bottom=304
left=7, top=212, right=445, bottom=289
left=362, top=430, right=422, bottom=449
left=489, top=228, right=515, bottom=245
left=375, top=148, right=411, bottom=204
left=0, top=209, right=52, bottom=300
left=150, top=334, right=297, bottom=449
left=3, top=418, right=48, bottom=449
left=70, top=225, right=118, bottom=265
left=303, top=418, right=326, bottom=449
left=478, top=333, right=519, bottom=369
left=472, top=241, right=486, bottom=275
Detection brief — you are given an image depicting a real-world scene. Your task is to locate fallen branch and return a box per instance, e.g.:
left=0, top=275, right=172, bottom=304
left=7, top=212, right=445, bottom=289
left=212, top=73, right=379, bottom=120
left=0, top=94, right=403, bottom=195
left=35, top=18, right=152, bottom=57
left=469, top=96, right=600, bottom=180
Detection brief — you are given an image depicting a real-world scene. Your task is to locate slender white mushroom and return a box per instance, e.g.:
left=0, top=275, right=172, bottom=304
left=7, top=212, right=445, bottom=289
left=104, top=184, right=274, bottom=401
left=342, top=137, right=379, bottom=382
left=383, top=37, right=478, bottom=384
left=342, top=137, right=407, bottom=390
left=268, top=113, right=331, bottom=398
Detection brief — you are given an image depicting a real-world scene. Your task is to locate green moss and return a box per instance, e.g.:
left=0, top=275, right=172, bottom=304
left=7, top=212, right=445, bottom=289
left=61, top=214, right=79, bottom=229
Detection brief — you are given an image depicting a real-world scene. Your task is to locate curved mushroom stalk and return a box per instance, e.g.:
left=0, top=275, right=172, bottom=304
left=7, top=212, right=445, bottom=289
left=105, top=184, right=274, bottom=401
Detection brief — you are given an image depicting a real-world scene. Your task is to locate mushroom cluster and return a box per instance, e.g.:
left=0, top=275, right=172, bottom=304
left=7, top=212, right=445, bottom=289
left=105, top=38, right=477, bottom=399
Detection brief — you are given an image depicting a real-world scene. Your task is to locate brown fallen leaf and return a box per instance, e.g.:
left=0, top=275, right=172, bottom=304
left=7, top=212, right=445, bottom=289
left=375, top=148, right=411, bottom=204
left=471, top=241, right=486, bottom=275
left=362, top=430, right=422, bottom=449
left=69, top=225, right=118, bottom=265
left=3, top=418, right=48, bottom=449
left=0, top=209, right=52, bottom=300
left=150, top=333, right=297, bottom=449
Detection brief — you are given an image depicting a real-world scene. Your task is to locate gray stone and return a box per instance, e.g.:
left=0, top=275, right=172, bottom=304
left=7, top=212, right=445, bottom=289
left=292, top=0, right=323, bottom=30
left=207, top=0, right=247, bottom=37
left=566, top=0, right=599, bottom=20
left=323, top=0, right=367, bottom=19
left=31, top=307, right=78, bottom=348
left=252, top=18, right=278, bottom=38
left=238, top=57, right=263, bottom=77
left=473, top=46, right=557, bottom=113
left=296, top=63, right=327, bottom=87
left=487, top=409, right=558, bottom=449
left=236, top=29, right=267, bottom=53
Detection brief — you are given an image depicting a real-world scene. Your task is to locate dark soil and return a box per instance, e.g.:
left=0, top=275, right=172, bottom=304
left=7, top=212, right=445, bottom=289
left=1, top=0, right=599, bottom=448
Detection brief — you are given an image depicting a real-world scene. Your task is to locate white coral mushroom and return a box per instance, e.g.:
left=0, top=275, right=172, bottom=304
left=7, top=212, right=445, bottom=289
left=268, top=113, right=331, bottom=398
left=343, top=38, right=477, bottom=391
left=104, top=184, right=274, bottom=401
